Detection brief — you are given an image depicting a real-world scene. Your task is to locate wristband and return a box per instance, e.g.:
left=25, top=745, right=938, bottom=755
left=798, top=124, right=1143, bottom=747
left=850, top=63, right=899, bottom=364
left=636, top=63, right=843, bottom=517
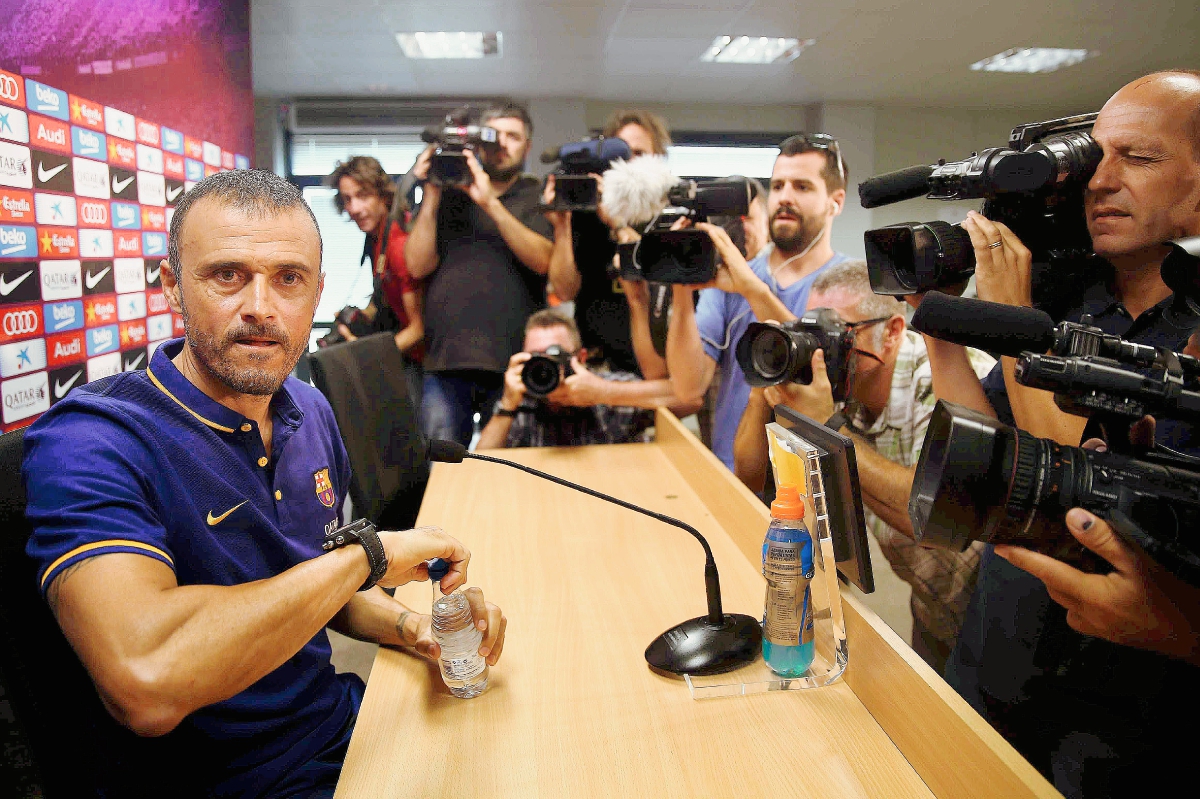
left=825, top=411, right=848, bottom=432
left=322, top=519, right=388, bottom=591
left=494, top=407, right=518, bottom=418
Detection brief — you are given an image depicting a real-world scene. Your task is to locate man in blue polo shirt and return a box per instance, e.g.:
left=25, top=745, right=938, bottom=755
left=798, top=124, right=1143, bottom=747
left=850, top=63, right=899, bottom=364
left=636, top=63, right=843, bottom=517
left=23, top=170, right=506, bottom=798
left=665, top=134, right=853, bottom=469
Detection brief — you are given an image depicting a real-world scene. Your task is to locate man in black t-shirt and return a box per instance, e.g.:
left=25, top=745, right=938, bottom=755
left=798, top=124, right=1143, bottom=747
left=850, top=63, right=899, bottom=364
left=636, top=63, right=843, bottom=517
left=405, top=103, right=554, bottom=445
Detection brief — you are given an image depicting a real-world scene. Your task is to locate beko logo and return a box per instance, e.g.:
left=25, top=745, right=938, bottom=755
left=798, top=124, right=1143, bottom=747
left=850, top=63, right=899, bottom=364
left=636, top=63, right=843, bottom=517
left=114, top=204, right=137, bottom=226
left=75, top=129, right=102, bottom=155
left=91, top=327, right=114, bottom=351
left=80, top=203, right=107, bottom=225
left=49, top=302, right=80, bottom=329
left=34, top=85, right=61, bottom=113
left=0, top=75, right=18, bottom=103
left=0, top=227, right=28, bottom=249
left=3, top=309, right=38, bottom=336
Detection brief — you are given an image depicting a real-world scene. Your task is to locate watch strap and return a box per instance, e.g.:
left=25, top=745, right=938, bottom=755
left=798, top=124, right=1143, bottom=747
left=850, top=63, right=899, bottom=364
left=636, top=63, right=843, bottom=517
left=825, top=411, right=848, bottom=432
left=322, top=519, right=389, bottom=591
left=494, top=407, right=518, bottom=417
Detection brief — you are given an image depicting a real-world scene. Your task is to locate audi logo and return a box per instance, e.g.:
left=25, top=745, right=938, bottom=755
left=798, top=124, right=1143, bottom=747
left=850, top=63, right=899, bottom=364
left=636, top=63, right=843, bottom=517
left=0, top=75, right=17, bottom=103
left=80, top=205, right=108, bottom=224
left=3, top=310, right=39, bottom=336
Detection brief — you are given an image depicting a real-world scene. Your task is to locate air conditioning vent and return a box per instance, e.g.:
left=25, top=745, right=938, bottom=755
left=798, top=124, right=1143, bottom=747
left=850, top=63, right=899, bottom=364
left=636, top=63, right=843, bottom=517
left=287, top=98, right=510, bottom=134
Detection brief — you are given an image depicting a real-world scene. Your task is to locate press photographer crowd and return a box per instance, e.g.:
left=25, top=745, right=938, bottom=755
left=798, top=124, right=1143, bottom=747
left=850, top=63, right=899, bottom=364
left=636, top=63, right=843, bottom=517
left=308, top=69, right=1200, bottom=795
left=12, top=62, right=1200, bottom=798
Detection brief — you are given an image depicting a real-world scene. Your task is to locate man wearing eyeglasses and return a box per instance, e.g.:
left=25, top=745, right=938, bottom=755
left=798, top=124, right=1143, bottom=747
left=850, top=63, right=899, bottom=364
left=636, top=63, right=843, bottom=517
left=476, top=309, right=677, bottom=449
left=731, top=260, right=995, bottom=672
left=666, top=133, right=854, bottom=470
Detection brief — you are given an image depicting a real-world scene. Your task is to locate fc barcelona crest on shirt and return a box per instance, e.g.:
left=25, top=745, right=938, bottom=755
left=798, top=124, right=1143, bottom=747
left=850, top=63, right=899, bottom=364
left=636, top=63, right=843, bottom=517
left=314, top=468, right=336, bottom=508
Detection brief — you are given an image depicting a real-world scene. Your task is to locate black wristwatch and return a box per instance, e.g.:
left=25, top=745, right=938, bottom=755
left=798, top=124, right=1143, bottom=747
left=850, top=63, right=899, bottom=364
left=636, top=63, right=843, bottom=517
left=825, top=411, right=848, bottom=432
left=322, top=519, right=388, bottom=591
left=494, top=407, right=518, bottom=418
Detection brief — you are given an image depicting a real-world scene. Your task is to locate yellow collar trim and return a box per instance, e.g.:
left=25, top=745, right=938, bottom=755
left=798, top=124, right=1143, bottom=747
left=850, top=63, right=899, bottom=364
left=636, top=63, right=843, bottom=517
left=146, top=366, right=236, bottom=433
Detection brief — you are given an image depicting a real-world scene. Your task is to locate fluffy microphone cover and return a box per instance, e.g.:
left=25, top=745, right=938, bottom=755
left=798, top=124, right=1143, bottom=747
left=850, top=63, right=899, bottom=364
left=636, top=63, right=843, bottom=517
left=600, top=155, right=678, bottom=227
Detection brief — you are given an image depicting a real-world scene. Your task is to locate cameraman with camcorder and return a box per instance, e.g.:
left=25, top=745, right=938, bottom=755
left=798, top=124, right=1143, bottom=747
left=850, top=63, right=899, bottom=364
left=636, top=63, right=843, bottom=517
left=476, top=310, right=673, bottom=449
left=732, top=261, right=995, bottom=671
left=918, top=71, right=1200, bottom=797
left=406, top=104, right=555, bottom=446
left=666, top=134, right=853, bottom=470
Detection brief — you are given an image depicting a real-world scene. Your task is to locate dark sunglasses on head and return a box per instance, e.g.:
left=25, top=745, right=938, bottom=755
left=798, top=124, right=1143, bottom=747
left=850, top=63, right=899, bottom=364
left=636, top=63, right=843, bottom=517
left=782, top=132, right=845, bottom=183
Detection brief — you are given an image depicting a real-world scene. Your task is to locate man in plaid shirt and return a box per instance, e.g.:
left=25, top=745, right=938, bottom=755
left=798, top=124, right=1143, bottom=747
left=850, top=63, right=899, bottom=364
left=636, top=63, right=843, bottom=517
left=733, top=261, right=994, bottom=672
left=476, top=310, right=683, bottom=449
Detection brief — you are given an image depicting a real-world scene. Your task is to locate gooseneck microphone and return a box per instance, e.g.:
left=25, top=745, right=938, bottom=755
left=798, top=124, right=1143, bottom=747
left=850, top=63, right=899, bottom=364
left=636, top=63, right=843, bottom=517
left=911, top=291, right=1056, bottom=358
left=425, top=439, right=761, bottom=676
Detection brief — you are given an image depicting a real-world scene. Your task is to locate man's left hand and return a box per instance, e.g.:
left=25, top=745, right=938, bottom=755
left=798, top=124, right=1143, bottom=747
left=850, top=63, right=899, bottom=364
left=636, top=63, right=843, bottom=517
left=762, top=349, right=837, bottom=423
left=996, top=509, right=1200, bottom=664
left=547, top=357, right=607, bottom=407
left=963, top=210, right=1033, bottom=309
left=541, top=174, right=570, bottom=229
left=337, top=323, right=358, bottom=343
left=466, top=151, right=498, bottom=210
left=397, top=588, right=507, bottom=667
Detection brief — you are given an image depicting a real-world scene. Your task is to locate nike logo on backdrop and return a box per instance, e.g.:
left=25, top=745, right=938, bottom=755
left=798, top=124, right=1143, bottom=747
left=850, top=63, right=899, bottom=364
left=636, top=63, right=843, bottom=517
left=38, top=162, right=67, bottom=182
left=112, top=175, right=134, bottom=193
left=124, top=352, right=145, bottom=370
left=145, top=265, right=160, bottom=283
left=166, top=185, right=183, bottom=202
left=84, top=266, right=110, bottom=289
left=0, top=270, right=33, bottom=296
left=207, top=501, right=247, bottom=526
left=54, top=371, right=82, bottom=398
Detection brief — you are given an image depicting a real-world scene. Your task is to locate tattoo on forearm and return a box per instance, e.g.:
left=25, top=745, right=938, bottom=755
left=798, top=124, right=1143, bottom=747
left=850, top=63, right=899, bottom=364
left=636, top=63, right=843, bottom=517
left=396, top=610, right=412, bottom=644
left=46, top=558, right=96, bottom=618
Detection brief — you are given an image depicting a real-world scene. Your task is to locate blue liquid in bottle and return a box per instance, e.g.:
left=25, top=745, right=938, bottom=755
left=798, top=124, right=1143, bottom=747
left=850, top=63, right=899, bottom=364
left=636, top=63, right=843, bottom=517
left=762, top=484, right=815, bottom=677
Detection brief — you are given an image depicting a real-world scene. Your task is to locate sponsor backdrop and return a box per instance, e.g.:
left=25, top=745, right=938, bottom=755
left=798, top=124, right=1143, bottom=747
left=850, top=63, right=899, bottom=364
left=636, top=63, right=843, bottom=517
left=0, top=1, right=252, bottom=432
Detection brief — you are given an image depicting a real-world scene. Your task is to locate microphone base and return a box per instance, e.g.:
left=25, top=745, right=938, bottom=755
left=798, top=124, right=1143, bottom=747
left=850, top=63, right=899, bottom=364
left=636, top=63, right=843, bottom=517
left=644, top=613, right=762, bottom=676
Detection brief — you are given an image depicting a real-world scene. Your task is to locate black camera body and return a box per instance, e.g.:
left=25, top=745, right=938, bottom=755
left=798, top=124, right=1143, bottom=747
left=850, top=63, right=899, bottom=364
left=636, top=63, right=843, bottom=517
left=421, top=108, right=501, bottom=188
left=315, top=306, right=373, bottom=349
left=542, top=137, right=632, bottom=212
left=735, top=308, right=858, bottom=401
left=624, top=177, right=753, bottom=284
left=862, top=113, right=1100, bottom=318
left=522, top=345, right=574, bottom=397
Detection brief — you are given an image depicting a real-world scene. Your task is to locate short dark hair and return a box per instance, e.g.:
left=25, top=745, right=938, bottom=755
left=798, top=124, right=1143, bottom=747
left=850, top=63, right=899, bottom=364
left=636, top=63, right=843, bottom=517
left=525, top=308, right=581, bottom=350
left=777, top=134, right=848, bottom=193
left=326, top=156, right=400, bottom=215
left=601, top=109, right=672, bottom=155
left=168, top=170, right=322, bottom=280
left=482, top=103, right=534, bottom=140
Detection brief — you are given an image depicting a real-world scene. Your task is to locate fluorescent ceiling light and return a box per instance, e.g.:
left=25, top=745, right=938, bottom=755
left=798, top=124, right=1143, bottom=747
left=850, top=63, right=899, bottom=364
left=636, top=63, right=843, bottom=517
left=700, top=36, right=814, bottom=64
left=970, top=48, right=1093, bottom=74
left=396, top=32, right=502, bottom=59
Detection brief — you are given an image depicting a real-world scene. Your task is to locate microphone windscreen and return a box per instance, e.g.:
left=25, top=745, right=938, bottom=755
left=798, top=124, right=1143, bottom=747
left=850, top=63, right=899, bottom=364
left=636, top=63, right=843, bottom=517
left=540, top=145, right=561, bottom=164
left=858, top=164, right=936, bottom=209
left=426, top=439, right=468, bottom=463
left=599, top=155, right=678, bottom=227
left=911, top=292, right=1055, bottom=358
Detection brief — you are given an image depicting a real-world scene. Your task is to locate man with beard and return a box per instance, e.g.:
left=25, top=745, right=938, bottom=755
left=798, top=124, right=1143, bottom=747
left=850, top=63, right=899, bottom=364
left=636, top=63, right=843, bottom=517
left=23, top=171, right=506, bottom=798
left=405, top=103, right=555, bottom=445
left=665, top=134, right=853, bottom=469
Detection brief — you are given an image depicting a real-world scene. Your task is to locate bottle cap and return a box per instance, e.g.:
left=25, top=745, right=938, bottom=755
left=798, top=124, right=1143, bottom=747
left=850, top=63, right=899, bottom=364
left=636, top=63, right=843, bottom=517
left=427, top=558, right=450, bottom=582
left=771, top=484, right=806, bottom=520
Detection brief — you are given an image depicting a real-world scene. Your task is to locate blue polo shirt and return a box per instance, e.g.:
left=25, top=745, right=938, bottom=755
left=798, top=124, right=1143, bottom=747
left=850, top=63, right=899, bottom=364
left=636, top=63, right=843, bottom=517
left=23, top=338, right=362, bottom=798
left=697, top=247, right=850, bottom=469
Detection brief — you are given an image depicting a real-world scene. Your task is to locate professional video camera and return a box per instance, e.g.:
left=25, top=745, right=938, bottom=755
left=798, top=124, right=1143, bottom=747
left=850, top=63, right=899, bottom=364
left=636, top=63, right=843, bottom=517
left=860, top=113, right=1100, bottom=317
left=907, top=290, right=1200, bottom=584
left=601, top=157, right=753, bottom=284
left=734, top=308, right=864, bottom=401
left=522, top=345, right=574, bottom=397
left=315, top=306, right=374, bottom=349
left=420, top=108, right=500, bottom=188
left=540, top=137, right=632, bottom=212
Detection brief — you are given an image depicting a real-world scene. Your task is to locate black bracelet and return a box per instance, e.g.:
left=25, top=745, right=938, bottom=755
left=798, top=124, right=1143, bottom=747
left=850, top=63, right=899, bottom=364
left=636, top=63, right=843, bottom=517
left=825, top=411, right=848, bottom=432
left=494, top=407, right=518, bottom=418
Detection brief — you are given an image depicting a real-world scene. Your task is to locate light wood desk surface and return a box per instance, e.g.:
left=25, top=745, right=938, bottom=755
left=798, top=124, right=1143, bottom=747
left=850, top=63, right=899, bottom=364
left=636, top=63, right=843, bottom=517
left=336, top=411, right=1058, bottom=799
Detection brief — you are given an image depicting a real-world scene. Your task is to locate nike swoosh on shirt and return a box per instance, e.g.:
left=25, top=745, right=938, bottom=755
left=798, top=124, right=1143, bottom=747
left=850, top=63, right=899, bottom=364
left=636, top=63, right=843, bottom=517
left=85, top=266, right=111, bottom=289
left=112, top=175, right=135, bottom=193
left=38, top=162, right=67, bottom=182
left=166, top=185, right=183, bottom=201
left=0, top=269, right=33, bottom=296
left=145, top=265, right=160, bottom=283
left=54, top=371, right=82, bottom=398
left=207, top=501, right=248, bottom=526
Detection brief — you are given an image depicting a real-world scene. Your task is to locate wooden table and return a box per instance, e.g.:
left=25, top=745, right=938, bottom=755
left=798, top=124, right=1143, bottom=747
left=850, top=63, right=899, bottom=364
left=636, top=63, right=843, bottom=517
left=336, top=411, right=1059, bottom=798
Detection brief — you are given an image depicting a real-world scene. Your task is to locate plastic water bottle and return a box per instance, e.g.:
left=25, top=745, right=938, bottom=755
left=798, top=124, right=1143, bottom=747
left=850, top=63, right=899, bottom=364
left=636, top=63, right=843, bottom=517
left=428, top=559, right=489, bottom=699
left=762, top=484, right=815, bottom=677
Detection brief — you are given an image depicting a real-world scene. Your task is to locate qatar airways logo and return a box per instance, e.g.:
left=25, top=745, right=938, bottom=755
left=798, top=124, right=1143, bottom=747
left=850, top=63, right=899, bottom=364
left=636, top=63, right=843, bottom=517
left=2, top=370, right=49, bottom=424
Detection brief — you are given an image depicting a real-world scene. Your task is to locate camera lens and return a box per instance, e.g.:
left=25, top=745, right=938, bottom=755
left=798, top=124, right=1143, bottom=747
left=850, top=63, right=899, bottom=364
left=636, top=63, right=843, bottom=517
left=522, top=357, right=562, bottom=397
left=736, top=322, right=820, bottom=388
left=865, top=221, right=975, bottom=296
left=749, top=328, right=792, bottom=383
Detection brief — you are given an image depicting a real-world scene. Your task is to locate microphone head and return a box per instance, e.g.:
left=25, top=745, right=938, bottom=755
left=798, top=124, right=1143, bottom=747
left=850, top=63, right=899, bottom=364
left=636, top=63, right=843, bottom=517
left=911, top=292, right=1055, bottom=358
left=859, top=164, right=936, bottom=209
left=540, top=145, right=562, bottom=164
left=426, top=439, right=468, bottom=464
left=599, top=155, right=678, bottom=227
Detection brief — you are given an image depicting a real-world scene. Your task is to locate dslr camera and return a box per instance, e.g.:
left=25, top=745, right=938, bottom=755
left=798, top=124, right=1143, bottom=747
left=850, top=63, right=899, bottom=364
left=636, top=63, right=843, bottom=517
left=861, top=113, right=1100, bottom=318
left=734, top=308, right=860, bottom=401
left=522, top=345, right=574, bottom=397
left=541, top=136, right=631, bottom=212
left=420, top=108, right=500, bottom=188
left=315, top=306, right=374, bottom=349
left=621, top=177, right=753, bottom=285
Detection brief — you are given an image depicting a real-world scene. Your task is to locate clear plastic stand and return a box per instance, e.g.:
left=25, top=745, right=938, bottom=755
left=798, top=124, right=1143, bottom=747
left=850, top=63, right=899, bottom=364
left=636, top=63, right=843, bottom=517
left=683, top=422, right=849, bottom=699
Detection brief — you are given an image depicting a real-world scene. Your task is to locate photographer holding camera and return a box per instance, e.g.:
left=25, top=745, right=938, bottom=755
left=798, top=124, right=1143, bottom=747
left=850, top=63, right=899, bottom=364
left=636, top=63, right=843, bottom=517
left=324, top=156, right=424, bottom=405
left=732, top=261, right=995, bottom=671
left=666, top=134, right=853, bottom=470
left=405, top=104, right=555, bottom=446
left=476, top=310, right=682, bottom=449
left=918, top=71, right=1200, bottom=797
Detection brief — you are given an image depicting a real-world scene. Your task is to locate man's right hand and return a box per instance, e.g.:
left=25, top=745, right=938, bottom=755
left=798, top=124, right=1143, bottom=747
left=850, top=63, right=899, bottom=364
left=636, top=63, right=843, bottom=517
left=412, top=145, right=442, bottom=203
left=500, top=351, right=532, bottom=411
left=376, top=525, right=471, bottom=591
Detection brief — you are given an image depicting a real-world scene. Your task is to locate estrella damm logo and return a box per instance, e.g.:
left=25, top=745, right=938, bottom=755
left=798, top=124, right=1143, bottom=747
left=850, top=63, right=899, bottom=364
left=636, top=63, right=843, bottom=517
left=314, top=467, right=336, bottom=508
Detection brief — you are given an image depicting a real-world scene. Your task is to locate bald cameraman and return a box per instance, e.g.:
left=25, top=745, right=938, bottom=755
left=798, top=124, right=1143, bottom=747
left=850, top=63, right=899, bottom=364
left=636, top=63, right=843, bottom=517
left=921, top=70, right=1200, bottom=797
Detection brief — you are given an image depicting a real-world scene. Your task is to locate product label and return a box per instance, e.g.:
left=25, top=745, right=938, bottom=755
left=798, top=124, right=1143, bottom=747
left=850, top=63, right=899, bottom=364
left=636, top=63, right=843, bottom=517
left=762, top=530, right=815, bottom=647
left=440, top=655, right=487, bottom=682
